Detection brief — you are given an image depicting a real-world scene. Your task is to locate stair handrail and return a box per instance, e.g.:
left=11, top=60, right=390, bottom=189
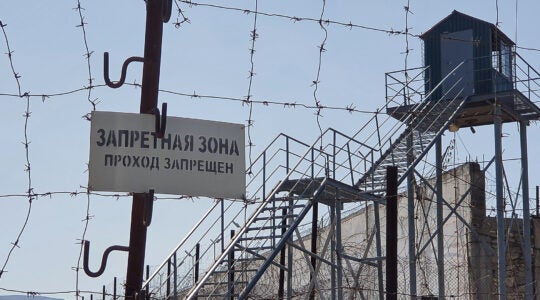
left=385, top=65, right=431, bottom=107
left=514, top=52, right=540, bottom=103
left=239, top=177, right=329, bottom=298
left=355, top=60, right=467, bottom=187
left=184, top=125, right=337, bottom=299
left=353, top=61, right=467, bottom=180
left=397, top=95, right=470, bottom=187
left=141, top=200, right=220, bottom=290
left=142, top=131, right=336, bottom=295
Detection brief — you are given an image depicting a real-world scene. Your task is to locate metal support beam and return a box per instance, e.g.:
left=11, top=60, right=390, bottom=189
left=278, top=208, right=287, bottom=300
left=436, top=137, right=445, bottom=299
left=287, top=198, right=293, bottom=299
left=229, top=230, right=235, bottom=300
left=335, top=200, right=344, bottom=300
left=330, top=204, right=336, bottom=300
left=386, top=166, right=398, bottom=300
left=374, top=202, right=384, bottom=300
left=310, top=201, right=318, bottom=300
left=239, top=191, right=319, bottom=298
left=194, top=244, right=199, bottom=300
left=166, top=259, right=171, bottom=299
left=406, top=133, right=417, bottom=298
left=145, top=266, right=149, bottom=300
left=173, top=252, right=178, bottom=300
left=221, top=200, right=225, bottom=253
left=494, top=103, right=507, bottom=299
left=520, top=121, right=533, bottom=298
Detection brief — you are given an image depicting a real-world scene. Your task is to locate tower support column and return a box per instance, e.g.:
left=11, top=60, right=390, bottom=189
left=520, top=121, right=533, bottom=298
left=494, top=103, right=507, bottom=300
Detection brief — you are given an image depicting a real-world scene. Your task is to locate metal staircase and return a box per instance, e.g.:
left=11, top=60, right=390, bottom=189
left=355, top=95, right=468, bottom=195
left=139, top=62, right=471, bottom=299
left=188, top=182, right=323, bottom=299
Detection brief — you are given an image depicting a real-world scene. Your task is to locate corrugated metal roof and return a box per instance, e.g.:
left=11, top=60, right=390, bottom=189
left=420, top=10, right=514, bottom=45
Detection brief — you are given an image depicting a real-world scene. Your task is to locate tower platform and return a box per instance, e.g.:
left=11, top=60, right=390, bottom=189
left=387, top=90, right=540, bottom=129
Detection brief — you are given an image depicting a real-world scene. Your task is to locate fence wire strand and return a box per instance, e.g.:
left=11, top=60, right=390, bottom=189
left=0, top=19, right=33, bottom=281
left=0, top=20, right=22, bottom=97
left=312, top=0, right=328, bottom=150
left=173, top=0, right=191, bottom=28
left=178, top=0, right=416, bottom=37
left=244, top=0, right=258, bottom=173
left=74, top=1, right=95, bottom=298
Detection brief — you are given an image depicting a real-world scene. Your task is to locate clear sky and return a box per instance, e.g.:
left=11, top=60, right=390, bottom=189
left=1, top=0, right=539, bottom=298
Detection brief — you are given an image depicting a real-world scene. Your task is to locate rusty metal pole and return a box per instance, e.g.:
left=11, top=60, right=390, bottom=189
left=125, top=0, right=165, bottom=298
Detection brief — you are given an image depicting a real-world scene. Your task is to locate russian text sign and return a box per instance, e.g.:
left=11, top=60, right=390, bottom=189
left=88, top=111, right=246, bottom=199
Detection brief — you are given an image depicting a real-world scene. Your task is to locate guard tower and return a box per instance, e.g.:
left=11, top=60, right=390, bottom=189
left=389, top=10, right=540, bottom=127
left=422, top=10, right=540, bottom=127
left=385, top=10, right=540, bottom=299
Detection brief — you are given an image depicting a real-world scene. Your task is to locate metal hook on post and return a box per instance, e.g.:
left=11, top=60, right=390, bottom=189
left=83, top=240, right=130, bottom=278
left=143, top=189, right=154, bottom=227
left=150, top=102, right=167, bottom=138
left=103, top=52, right=144, bottom=89
left=162, top=0, right=172, bottom=23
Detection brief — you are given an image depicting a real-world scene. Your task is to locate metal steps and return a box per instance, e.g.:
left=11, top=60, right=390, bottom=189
left=356, top=97, right=467, bottom=195
left=183, top=178, right=324, bottom=299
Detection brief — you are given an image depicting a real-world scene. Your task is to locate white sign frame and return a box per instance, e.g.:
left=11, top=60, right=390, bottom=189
left=88, top=111, right=246, bottom=199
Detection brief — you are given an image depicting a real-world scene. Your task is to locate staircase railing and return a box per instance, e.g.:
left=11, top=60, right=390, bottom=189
left=513, top=52, right=540, bottom=110
left=140, top=126, right=378, bottom=298
left=139, top=132, right=321, bottom=298
left=352, top=62, right=468, bottom=192
left=385, top=65, right=431, bottom=107
left=182, top=128, right=337, bottom=298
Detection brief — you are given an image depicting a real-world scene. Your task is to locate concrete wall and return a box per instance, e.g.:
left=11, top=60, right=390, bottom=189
left=252, top=162, right=486, bottom=298
left=218, top=162, right=538, bottom=299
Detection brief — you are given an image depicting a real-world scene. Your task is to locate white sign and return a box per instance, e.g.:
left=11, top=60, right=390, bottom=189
left=88, top=111, right=246, bottom=199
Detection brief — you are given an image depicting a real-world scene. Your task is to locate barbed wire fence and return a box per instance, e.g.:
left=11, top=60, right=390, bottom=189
left=0, top=0, right=538, bottom=298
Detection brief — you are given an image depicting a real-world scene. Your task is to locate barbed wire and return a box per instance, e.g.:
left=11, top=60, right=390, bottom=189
left=0, top=190, right=197, bottom=202
left=0, top=20, right=22, bottom=97
left=312, top=0, right=327, bottom=151
left=172, top=0, right=191, bottom=28
left=0, top=190, right=124, bottom=199
left=1, top=83, right=385, bottom=116
left=134, top=83, right=387, bottom=116
left=244, top=0, right=258, bottom=173
left=402, top=1, right=413, bottom=107
left=0, top=97, right=33, bottom=279
left=75, top=189, right=93, bottom=300
left=0, top=84, right=108, bottom=100
left=177, top=0, right=417, bottom=38
left=73, top=1, right=96, bottom=298
left=0, top=17, right=34, bottom=281
left=74, top=0, right=97, bottom=111
left=0, top=286, right=115, bottom=298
